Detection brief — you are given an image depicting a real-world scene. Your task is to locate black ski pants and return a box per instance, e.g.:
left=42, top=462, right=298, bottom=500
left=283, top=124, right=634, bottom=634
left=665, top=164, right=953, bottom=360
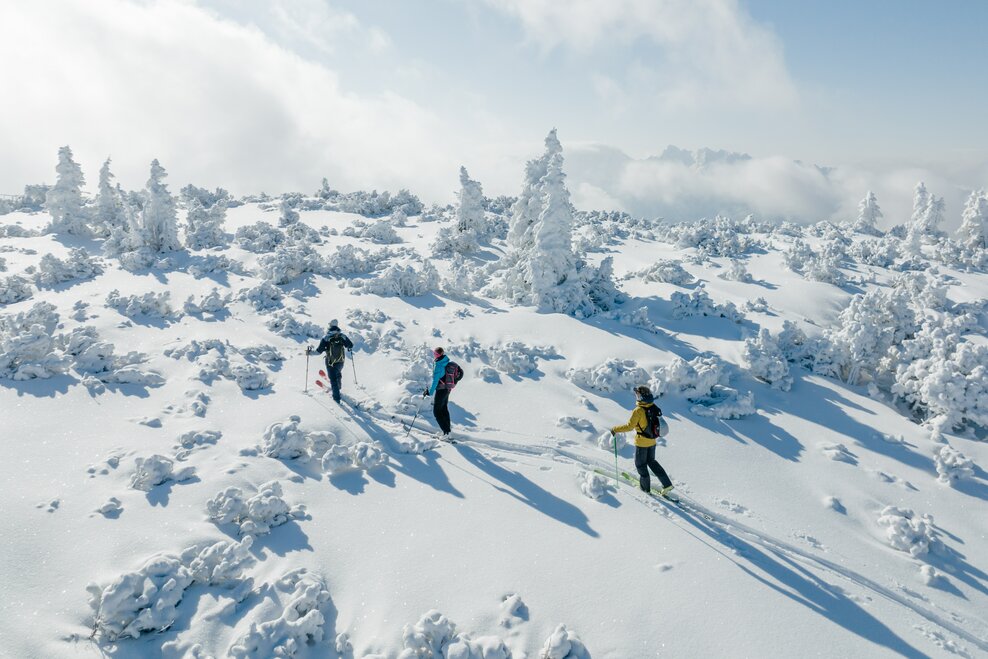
left=635, top=445, right=672, bottom=492
left=327, top=360, right=345, bottom=402
left=433, top=388, right=451, bottom=434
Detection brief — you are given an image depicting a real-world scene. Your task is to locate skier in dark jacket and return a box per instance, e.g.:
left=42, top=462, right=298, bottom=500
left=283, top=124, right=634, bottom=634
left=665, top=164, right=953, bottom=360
left=309, top=319, right=353, bottom=403
left=423, top=347, right=460, bottom=439
left=611, top=385, right=674, bottom=497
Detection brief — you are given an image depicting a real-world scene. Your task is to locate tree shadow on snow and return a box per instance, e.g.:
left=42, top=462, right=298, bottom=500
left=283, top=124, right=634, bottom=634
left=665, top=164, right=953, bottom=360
left=1, top=374, right=73, bottom=398
left=663, top=505, right=929, bottom=658
left=691, top=410, right=805, bottom=462
left=454, top=443, right=598, bottom=537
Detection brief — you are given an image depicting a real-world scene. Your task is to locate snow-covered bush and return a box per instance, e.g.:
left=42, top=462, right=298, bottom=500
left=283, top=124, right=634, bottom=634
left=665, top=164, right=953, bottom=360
left=893, top=338, right=988, bottom=431
left=719, top=259, right=753, bottom=282
left=105, top=290, right=173, bottom=318
left=180, top=184, right=231, bottom=210
left=87, top=537, right=254, bottom=641
left=352, top=262, right=439, bottom=297
left=877, top=506, right=939, bottom=557
left=671, top=288, right=744, bottom=322
left=743, top=328, right=793, bottom=391
left=187, top=254, right=244, bottom=278
left=228, top=362, right=271, bottom=390
left=184, top=199, right=228, bottom=249
left=852, top=236, right=901, bottom=268
left=652, top=355, right=731, bottom=399
left=183, top=288, right=231, bottom=317
left=934, top=445, right=975, bottom=485
left=670, top=215, right=764, bottom=258
left=256, top=242, right=323, bottom=284
left=540, top=624, right=591, bottom=659
left=277, top=199, right=299, bottom=227
left=0, top=302, right=67, bottom=379
left=228, top=569, right=330, bottom=658
left=130, top=454, right=195, bottom=491
left=350, top=441, right=386, bottom=470
left=0, top=275, right=32, bottom=305
left=578, top=470, right=610, bottom=500
left=234, top=222, right=285, bottom=253
left=690, top=385, right=756, bottom=418
left=259, top=416, right=340, bottom=460
left=33, top=248, right=102, bottom=288
left=454, top=339, right=558, bottom=377
left=783, top=239, right=816, bottom=273
left=566, top=359, right=649, bottom=393
left=46, top=145, right=89, bottom=235
left=237, top=281, right=284, bottom=311
left=397, top=610, right=510, bottom=659
left=265, top=309, right=323, bottom=339
left=206, top=481, right=303, bottom=536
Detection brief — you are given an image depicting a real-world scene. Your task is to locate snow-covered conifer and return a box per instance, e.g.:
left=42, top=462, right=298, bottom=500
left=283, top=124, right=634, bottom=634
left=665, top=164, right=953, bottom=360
left=456, top=166, right=486, bottom=236
left=855, top=190, right=883, bottom=235
left=507, top=129, right=561, bottom=251
left=46, top=146, right=89, bottom=235
left=910, top=181, right=930, bottom=226
left=95, top=158, right=125, bottom=235
left=958, top=189, right=988, bottom=256
left=137, top=160, right=181, bottom=252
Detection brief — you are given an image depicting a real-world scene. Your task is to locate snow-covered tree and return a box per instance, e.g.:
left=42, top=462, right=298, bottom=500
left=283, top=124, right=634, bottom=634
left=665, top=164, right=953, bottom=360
left=958, top=189, right=988, bottom=256
left=490, top=133, right=619, bottom=317
left=910, top=181, right=930, bottom=227
left=184, top=199, right=228, bottom=250
left=456, top=166, right=486, bottom=237
left=278, top=199, right=299, bottom=227
left=507, top=129, right=561, bottom=250
left=95, top=158, right=126, bottom=235
left=855, top=190, right=883, bottom=235
left=134, top=159, right=181, bottom=253
left=46, top=146, right=89, bottom=235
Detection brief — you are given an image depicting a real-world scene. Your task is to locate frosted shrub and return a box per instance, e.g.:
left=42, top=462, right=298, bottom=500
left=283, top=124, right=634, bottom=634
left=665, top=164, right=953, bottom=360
left=237, top=281, right=283, bottom=311
left=934, top=445, right=975, bottom=485
left=353, top=262, right=439, bottom=297
left=783, top=239, right=815, bottom=273
left=265, top=309, right=323, bottom=339
left=130, top=455, right=195, bottom=491
left=540, top=624, right=591, bottom=659
left=350, top=442, right=386, bottom=470
left=826, top=287, right=917, bottom=385
left=344, top=217, right=402, bottom=244
left=183, top=288, right=231, bottom=316
left=852, top=236, right=900, bottom=268
left=671, top=216, right=763, bottom=258
left=234, top=222, right=285, bottom=253
left=259, top=415, right=337, bottom=460
left=690, top=386, right=756, bottom=418
left=328, top=188, right=423, bottom=217
left=578, top=470, right=610, bottom=500
left=877, top=506, right=938, bottom=557
left=206, top=480, right=302, bottom=536
left=0, top=302, right=66, bottom=379
left=323, top=244, right=387, bottom=276
left=105, top=290, right=173, bottom=318
left=187, top=254, right=244, bottom=277
left=743, top=329, right=792, bottom=391
left=719, top=259, right=753, bottom=283
left=893, top=339, right=988, bottom=431
left=87, top=538, right=254, bottom=641
left=277, top=199, right=299, bottom=227
left=257, top=243, right=324, bottom=284
left=652, top=355, right=730, bottom=398
left=33, top=248, right=103, bottom=288
left=566, top=359, right=649, bottom=393
left=228, top=362, right=271, bottom=391
left=184, top=199, right=228, bottom=249
left=228, top=570, right=330, bottom=658
left=0, top=275, right=32, bottom=305
left=440, top=254, right=489, bottom=298
left=455, top=339, right=558, bottom=377
left=671, top=288, right=743, bottom=322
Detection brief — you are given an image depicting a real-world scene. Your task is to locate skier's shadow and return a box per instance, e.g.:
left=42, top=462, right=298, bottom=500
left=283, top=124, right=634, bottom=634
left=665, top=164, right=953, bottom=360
left=454, top=443, right=599, bottom=537
left=663, top=504, right=928, bottom=658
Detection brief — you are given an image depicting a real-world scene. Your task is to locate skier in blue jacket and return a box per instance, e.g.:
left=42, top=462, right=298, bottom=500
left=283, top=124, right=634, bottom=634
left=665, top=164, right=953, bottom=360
left=423, top=347, right=462, bottom=438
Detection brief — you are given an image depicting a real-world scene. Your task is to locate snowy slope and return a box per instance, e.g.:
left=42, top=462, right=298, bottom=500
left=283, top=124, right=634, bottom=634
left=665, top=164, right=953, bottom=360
left=1, top=201, right=987, bottom=659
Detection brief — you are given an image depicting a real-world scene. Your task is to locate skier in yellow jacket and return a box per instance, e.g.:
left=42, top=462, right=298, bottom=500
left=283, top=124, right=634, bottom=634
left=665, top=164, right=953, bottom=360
left=610, top=385, right=674, bottom=497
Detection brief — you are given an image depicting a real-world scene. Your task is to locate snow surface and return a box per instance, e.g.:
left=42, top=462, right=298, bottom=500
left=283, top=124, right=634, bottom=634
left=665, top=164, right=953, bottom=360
left=2, top=189, right=988, bottom=658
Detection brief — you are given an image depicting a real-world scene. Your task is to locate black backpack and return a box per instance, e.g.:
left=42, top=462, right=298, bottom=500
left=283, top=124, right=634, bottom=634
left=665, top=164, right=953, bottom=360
left=444, top=361, right=464, bottom=388
left=327, top=334, right=346, bottom=365
left=639, top=405, right=663, bottom=439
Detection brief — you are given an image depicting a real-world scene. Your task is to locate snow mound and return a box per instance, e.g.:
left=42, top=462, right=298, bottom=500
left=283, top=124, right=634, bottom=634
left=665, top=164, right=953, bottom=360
left=398, top=609, right=511, bottom=659
left=206, top=480, right=303, bottom=536
left=86, top=537, right=254, bottom=641
left=498, top=593, right=528, bottom=628
left=540, top=624, right=591, bottom=659
left=877, top=506, right=939, bottom=557
left=229, top=569, right=330, bottom=658
left=130, top=454, right=196, bottom=491
left=566, top=358, right=649, bottom=393
left=578, top=470, right=610, bottom=500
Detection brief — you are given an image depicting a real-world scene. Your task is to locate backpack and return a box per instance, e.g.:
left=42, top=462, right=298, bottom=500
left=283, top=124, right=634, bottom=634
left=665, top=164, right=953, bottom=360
left=326, top=334, right=346, bottom=365
left=443, top=361, right=464, bottom=389
left=640, top=405, right=667, bottom=439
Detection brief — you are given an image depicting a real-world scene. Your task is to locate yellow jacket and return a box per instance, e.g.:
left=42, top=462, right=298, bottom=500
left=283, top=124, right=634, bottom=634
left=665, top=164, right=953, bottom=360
left=611, top=402, right=659, bottom=448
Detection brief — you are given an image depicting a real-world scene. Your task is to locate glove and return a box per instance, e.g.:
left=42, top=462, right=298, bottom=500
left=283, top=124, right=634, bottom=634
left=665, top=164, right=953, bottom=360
left=423, top=387, right=430, bottom=397
left=305, top=346, right=313, bottom=355
left=610, top=430, right=616, bottom=437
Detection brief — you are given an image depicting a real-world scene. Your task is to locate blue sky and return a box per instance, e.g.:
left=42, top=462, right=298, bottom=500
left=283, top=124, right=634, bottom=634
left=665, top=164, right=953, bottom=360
left=1, top=0, right=985, bottom=222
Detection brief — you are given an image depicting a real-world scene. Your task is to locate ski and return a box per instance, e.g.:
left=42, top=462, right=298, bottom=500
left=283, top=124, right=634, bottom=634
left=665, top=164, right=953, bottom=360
left=593, top=468, right=681, bottom=504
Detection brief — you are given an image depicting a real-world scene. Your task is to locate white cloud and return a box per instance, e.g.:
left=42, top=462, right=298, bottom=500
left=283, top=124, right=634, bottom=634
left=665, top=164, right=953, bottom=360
left=0, top=0, right=452, bottom=198
left=483, top=0, right=798, bottom=109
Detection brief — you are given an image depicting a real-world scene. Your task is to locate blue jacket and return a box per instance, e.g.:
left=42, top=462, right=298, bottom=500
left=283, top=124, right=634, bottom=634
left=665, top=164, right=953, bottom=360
left=429, top=355, right=450, bottom=395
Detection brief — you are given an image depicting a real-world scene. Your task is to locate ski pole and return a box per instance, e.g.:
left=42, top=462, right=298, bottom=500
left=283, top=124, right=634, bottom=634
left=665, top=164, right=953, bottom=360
left=612, top=431, right=620, bottom=486
left=405, top=395, right=427, bottom=439
left=349, top=350, right=357, bottom=385
left=304, top=348, right=311, bottom=393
